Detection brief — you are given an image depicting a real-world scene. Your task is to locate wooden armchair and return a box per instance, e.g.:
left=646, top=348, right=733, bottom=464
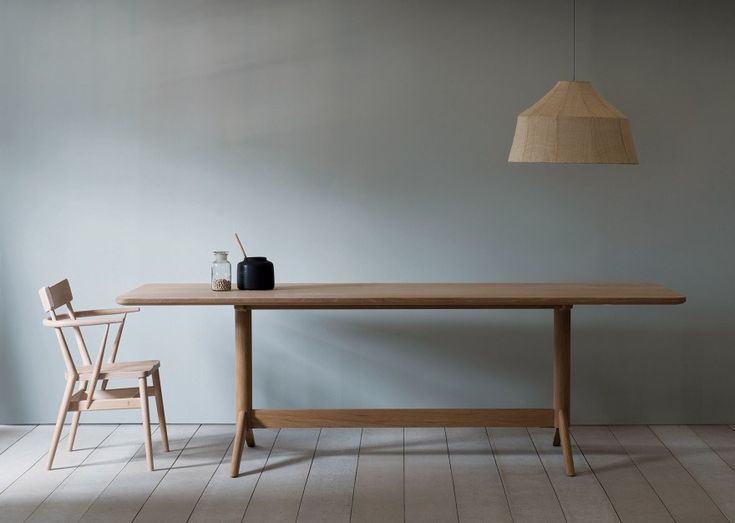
left=39, top=279, right=169, bottom=471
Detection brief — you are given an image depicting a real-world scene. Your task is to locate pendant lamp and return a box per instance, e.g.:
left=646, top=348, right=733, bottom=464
left=508, top=1, right=638, bottom=164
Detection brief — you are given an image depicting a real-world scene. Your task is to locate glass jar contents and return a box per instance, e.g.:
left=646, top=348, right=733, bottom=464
left=211, top=251, right=232, bottom=291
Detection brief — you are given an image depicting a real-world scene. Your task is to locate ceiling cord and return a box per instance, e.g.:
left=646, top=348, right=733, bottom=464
left=572, top=0, right=576, bottom=81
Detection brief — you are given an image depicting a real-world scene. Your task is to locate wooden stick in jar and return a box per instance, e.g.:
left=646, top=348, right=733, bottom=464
left=234, top=233, right=247, bottom=258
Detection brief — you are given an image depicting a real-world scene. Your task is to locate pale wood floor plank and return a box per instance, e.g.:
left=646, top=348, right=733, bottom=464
left=487, top=427, right=565, bottom=523
left=652, top=425, right=735, bottom=521
left=297, top=428, right=361, bottom=523
left=445, top=427, right=512, bottom=523
left=243, top=428, right=321, bottom=523
left=2, top=424, right=735, bottom=521
left=404, top=427, right=458, bottom=523
left=350, top=428, right=404, bottom=523
left=529, top=427, right=619, bottom=523
left=0, top=424, right=116, bottom=522
left=572, top=426, right=672, bottom=523
left=610, top=426, right=727, bottom=523
left=134, top=424, right=233, bottom=522
left=80, top=424, right=199, bottom=523
left=0, top=425, right=68, bottom=493
left=27, top=424, right=155, bottom=522
left=0, top=425, right=36, bottom=455
left=189, top=428, right=279, bottom=522
left=691, top=425, right=735, bottom=470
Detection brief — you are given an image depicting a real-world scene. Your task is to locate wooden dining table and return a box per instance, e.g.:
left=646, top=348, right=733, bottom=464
left=117, top=282, right=685, bottom=478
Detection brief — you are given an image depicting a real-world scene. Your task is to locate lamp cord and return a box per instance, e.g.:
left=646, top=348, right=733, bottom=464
left=572, top=0, right=576, bottom=81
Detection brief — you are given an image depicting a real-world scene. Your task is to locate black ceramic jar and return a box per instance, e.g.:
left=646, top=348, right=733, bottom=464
left=237, top=257, right=275, bottom=290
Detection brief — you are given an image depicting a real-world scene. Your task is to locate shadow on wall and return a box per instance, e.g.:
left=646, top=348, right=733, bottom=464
left=2, top=306, right=732, bottom=424
left=251, top=311, right=726, bottom=424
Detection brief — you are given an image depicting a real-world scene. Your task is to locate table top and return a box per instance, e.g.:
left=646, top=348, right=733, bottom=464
left=116, top=283, right=686, bottom=309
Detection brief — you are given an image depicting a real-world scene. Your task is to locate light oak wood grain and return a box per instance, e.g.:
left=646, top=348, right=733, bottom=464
left=251, top=408, right=555, bottom=428
left=231, top=307, right=254, bottom=478
left=118, top=281, right=685, bottom=480
left=117, top=282, right=685, bottom=308
left=40, top=279, right=169, bottom=471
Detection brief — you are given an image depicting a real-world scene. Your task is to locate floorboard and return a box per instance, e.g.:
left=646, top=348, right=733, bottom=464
left=0, top=425, right=36, bottom=455
left=242, top=428, right=320, bottom=523
left=610, top=425, right=727, bottom=523
left=134, top=424, right=233, bottom=522
left=188, top=428, right=279, bottom=522
left=445, top=427, right=512, bottom=523
left=691, top=425, right=735, bottom=471
left=350, top=427, right=404, bottom=523
left=80, top=424, right=199, bottom=523
left=297, top=428, right=361, bottom=523
left=487, top=427, right=565, bottom=523
left=572, top=426, right=672, bottom=523
left=0, top=425, right=69, bottom=494
left=28, top=424, right=154, bottom=523
left=0, top=424, right=731, bottom=522
left=529, top=427, right=619, bottom=523
left=404, top=427, right=458, bottom=523
left=0, top=424, right=116, bottom=522
left=652, top=425, right=735, bottom=521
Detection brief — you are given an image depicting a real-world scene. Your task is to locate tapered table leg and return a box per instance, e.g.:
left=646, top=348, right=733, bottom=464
left=231, top=306, right=255, bottom=478
left=553, top=306, right=575, bottom=476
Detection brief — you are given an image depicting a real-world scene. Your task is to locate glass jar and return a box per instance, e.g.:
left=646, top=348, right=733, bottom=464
left=211, top=251, right=232, bottom=291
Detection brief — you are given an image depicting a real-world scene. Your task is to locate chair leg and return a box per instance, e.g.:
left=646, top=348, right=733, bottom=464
left=48, top=378, right=76, bottom=470
left=151, top=369, right=170, bottom=452
left=68, top=411, right=82, bottom=451
left=68, top=379, right=86, bottom=451
left=138, top=377, right=154, bottom=471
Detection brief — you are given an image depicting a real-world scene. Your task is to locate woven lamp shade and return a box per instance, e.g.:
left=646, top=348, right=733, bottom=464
left=508, top=81, right=638, bottom=164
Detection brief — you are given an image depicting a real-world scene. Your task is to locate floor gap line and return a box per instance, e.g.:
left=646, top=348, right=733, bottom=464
left=132, top=423, right=201, bottom=522
left=240, top=428, right=280, bottom=523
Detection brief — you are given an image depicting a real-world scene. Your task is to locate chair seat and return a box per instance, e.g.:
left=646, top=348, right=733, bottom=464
left=70, top=360, right=160, bottom=380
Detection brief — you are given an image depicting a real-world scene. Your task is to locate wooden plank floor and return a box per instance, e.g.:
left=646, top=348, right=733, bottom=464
left=1, top=425, right=734, bottom=522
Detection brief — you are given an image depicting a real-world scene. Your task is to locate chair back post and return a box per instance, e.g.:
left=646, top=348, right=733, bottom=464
left=38, top=279, right=93, bottom=366
left=52, top=324, right=79, bottom=380
left=66, top=303, right=93, bottom=366
left=40, top=283, right=79, bottom=380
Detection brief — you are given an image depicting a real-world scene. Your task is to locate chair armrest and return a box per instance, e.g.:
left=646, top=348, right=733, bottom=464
left=75, top=307, right=140, bottom=317
left=43, top=316, right=124, bottom=328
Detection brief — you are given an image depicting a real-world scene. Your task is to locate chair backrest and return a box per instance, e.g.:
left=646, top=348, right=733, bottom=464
left=39, top=279, right=92, bottom=374
left=39, top=279, right=73, bottom=313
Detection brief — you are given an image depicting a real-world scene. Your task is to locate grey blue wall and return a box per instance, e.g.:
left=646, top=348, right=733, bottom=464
left=1, top=0, right=734, bottom=424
